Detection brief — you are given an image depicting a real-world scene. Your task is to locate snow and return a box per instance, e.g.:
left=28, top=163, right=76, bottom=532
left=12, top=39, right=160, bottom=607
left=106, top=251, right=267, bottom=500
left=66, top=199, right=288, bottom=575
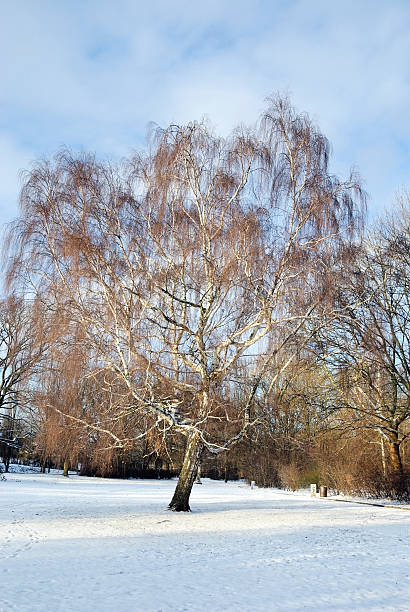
left=1, top=463, right=72, bottom=475
left=1, top=473, right=409, bottom=611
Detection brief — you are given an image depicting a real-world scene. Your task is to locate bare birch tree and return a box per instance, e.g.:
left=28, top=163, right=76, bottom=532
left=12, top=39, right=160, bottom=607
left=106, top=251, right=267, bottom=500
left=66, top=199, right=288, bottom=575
left=6, top=96, right=364, bottom=509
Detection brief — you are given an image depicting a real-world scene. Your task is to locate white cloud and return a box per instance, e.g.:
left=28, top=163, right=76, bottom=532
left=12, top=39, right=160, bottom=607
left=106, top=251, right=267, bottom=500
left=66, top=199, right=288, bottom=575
left=0, top=0, right=409, bottom=225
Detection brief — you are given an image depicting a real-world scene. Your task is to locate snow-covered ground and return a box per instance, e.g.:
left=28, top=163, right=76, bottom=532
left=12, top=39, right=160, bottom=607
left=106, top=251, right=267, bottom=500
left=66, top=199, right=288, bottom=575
left=1, top=472, right=409, bottom=612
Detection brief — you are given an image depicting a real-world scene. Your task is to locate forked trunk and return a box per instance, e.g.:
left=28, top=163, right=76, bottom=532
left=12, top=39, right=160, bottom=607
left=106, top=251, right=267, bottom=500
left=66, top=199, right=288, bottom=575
left=169, top=430, right=203, bottom=511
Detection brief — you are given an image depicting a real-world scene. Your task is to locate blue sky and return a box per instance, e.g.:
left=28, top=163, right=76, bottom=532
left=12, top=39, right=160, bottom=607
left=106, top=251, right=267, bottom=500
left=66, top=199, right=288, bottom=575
left=1, top=0, right=410, bottom=229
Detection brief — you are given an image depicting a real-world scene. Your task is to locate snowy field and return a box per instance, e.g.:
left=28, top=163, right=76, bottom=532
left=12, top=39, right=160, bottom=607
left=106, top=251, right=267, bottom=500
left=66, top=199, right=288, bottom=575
left=1, top=472, right=409, bottom=612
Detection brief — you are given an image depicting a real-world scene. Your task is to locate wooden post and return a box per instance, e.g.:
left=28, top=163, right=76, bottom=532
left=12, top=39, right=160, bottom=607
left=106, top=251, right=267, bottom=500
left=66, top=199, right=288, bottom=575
left=310, top=484, right=318, bottom=497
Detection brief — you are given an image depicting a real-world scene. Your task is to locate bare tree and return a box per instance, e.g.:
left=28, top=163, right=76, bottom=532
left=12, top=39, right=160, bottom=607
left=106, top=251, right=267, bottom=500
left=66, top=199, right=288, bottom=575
left=0, top=295, right=44, bottom=471
left=6, top=96, right=364, bottom=509
left=315, top=200, right=410, bottom=486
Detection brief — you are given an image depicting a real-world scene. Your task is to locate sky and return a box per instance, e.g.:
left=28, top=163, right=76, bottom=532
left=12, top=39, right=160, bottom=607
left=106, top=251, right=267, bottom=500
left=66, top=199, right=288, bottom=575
left=1, top=0, right=410, bottom=230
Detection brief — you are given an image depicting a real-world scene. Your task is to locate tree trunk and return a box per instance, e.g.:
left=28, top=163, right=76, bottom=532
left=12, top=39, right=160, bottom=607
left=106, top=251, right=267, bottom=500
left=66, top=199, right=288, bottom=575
left=389, top=439, right=403, bottom=476
left=168, top=431, right=203, bottom=512
left=195, top=464, right=202, bottom=484
left=380, top=436, right=387, bottom=477
left=63, top=460, right=69, bottom=477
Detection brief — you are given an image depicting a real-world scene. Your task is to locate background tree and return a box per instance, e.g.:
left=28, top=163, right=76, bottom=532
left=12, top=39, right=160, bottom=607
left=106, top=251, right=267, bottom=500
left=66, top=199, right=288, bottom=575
left=0, top=295, right=44, bottom=471
left=314, top=200, right=410, bottom=491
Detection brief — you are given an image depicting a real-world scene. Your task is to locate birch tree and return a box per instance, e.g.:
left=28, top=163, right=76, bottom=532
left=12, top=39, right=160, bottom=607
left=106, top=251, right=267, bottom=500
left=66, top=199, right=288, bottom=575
left=7, top=96, right=364, bottom=509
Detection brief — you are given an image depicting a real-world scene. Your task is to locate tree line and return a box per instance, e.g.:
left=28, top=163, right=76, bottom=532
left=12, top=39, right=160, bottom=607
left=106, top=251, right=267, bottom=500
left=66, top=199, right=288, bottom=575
left=1, top=96, right=409, bottom=509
